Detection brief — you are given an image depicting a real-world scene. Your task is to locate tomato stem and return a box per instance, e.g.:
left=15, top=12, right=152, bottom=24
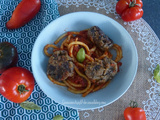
left=18, top=84, right=29, bottom=94
left=129, top=101, right=138, bottom=108
left=129, top=0, right=140, bottom=7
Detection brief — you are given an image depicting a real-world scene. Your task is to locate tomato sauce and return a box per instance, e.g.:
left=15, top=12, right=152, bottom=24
left=68, top=74, right=87, bottom=87
left=117, top=62, right=122, bottom=72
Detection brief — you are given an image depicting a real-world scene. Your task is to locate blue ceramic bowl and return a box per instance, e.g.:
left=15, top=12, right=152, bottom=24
left=31, top=12, right=138, bottom=110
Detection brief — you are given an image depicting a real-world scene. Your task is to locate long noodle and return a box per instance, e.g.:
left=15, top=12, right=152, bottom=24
left=82, top=84, right=95, bottom=97
left=68, top=41, right=90, bottom=54
left=44, top=28, right=123, bottom=97
left=67, top=80, right=83, bottom=87
left=48, top=75, right=66, bottom=86
left=44, top=44, right=59, bottom=57
left=112, top=44, right=123, bottom=62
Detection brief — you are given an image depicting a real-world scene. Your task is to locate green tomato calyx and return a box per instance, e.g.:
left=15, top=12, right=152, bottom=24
left=129, top=101, right=138, bottom=108
left=18, top=84, right=29, bottom=94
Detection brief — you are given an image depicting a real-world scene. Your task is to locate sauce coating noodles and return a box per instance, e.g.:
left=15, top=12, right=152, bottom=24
left=44, top=26, right=122, bottom=97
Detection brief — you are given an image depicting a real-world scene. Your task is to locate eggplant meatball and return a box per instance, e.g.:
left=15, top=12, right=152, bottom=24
left=88, top=26, right=113, bottom=51
left=85, top=57, right=118, bottom=83
left=47, top=50, right=74, bottom=82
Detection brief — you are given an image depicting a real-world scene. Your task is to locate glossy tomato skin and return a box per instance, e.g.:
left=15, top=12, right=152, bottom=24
left=116, top=0, right=130, bottom=15
left=124, top=107, right=147, bottom=120
left=116, top=0, right=143, bottom=22
left=135, top=0, right=143, bottom=8
left=6, top=0, right=41, bottom=29
left=0, top=42, right=18, bottom=74
left=0, top=67, right=35, bottom=103
left=121, top=7, right=143, bottom=22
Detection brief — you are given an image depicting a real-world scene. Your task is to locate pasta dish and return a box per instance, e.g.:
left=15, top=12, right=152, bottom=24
left=44, top=26, right=122, bottom=97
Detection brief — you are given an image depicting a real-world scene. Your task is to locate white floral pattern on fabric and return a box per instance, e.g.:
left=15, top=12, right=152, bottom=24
left=56, top=0, right=160, bottom=119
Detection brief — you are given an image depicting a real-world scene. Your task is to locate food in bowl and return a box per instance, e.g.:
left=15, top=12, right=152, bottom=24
left=43, top=26, right=123, bottom=97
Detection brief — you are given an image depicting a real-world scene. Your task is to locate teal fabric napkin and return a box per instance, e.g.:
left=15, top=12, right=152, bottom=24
left=0, top=0, right=79, bottom=119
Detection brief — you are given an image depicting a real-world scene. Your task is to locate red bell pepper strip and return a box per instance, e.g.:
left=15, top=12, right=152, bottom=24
left=6, top=0, right=41, bottom=29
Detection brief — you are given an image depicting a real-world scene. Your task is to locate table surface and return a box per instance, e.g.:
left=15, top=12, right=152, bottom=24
left=0, top=0, right=159, bottom=120
left=57, top=1, right=160, bottom=119
left=142, top=0, right=160, bottom=40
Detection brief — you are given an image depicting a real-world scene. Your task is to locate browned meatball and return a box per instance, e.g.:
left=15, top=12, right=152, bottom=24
left=88, top=26, right=113, bottom=51
left=85, top=57, right=118, bottom=83
left=47, top=50, right=75, bottom=82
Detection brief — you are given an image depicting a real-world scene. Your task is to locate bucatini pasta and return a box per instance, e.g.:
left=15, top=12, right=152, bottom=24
left=44, top=26, right=123, bottom=97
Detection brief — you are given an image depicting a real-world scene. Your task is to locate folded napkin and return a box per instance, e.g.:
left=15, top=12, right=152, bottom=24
left=0, top=0, right=79, bottom=119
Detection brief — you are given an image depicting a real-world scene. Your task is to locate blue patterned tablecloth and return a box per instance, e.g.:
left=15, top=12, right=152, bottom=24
left=0, top=0, right=79, bottom=119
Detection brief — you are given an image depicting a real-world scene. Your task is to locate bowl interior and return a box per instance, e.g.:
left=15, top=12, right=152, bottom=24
left=31, top=12, right=138, bottom=110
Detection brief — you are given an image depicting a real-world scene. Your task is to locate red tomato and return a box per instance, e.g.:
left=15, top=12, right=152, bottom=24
left=6, top=0, right=41, bottom=29
left=116, top=0, right=143, bottom=22
left=124, top=101, right=147, bottom=120
left=0, top=67, right=35, bottom=103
